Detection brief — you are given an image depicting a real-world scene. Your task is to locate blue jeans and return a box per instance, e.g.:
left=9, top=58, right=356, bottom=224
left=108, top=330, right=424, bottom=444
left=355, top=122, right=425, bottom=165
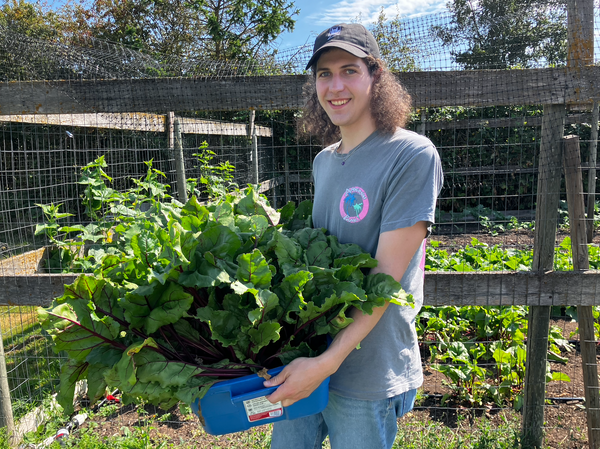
left=270, top=388, right=417, bottom=449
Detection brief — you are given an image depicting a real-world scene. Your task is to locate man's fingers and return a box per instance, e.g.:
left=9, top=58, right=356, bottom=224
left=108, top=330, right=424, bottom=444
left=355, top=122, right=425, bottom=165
left=266, top=384, right=297, bottom=406
left=263, top=369, right=289, bottom=404
left=263, top=371, right=287, bottom=388
left=265, top=385, right=285, bottom=404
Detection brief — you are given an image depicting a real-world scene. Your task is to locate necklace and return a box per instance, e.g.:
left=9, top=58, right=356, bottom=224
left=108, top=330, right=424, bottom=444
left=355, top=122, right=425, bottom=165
left=336, top=139, right=367, bottom=166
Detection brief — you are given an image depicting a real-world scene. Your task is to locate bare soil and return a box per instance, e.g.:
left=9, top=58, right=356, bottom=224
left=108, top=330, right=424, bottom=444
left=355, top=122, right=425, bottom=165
left=69, top=230, right=597, bottom=448
left=431, top=228, right=600, bottom=249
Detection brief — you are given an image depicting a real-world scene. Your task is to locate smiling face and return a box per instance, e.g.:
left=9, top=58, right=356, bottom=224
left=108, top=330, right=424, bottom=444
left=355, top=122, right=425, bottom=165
left=315, top=48, right=376, bottom=140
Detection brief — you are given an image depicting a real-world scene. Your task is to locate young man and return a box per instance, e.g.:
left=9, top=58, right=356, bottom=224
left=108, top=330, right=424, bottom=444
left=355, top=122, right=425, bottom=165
left=264, top=23, right=443, bottom=449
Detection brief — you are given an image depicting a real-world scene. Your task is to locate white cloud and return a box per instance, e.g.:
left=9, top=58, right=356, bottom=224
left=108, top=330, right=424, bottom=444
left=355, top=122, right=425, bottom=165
left=307, top=0, right=447, bottom=26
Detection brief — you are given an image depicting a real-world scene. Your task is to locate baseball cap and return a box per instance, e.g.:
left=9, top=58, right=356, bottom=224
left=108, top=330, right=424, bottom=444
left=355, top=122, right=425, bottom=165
left=305, top=23, right=381, bottom=70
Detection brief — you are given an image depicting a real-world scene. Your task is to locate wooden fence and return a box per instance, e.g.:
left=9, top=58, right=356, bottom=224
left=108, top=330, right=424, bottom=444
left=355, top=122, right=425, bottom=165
left=0, top=0, right=599, bottom=447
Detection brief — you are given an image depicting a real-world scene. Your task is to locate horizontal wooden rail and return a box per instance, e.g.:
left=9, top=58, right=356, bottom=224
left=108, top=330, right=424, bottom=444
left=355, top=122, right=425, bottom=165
left=422, top=112, right=592, bottom=131
left=2, top=270, right=600, bottom=307
left=1, top=66, right=598, bottom=114
left=0, top=112, right=272, bottom=136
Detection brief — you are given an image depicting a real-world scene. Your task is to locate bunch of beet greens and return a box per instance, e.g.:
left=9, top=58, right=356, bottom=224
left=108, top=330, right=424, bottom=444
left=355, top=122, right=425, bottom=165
left=38, top=158, right=412, bottom=415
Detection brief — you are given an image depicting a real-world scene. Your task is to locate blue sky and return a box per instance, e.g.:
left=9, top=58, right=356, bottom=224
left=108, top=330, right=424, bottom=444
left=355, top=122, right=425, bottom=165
left=276, top=0, right=448, bottom=49
left=43, top=0, right=449, bottom=53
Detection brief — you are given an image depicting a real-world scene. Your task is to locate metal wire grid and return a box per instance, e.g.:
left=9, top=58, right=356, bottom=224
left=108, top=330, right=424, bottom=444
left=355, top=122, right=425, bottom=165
left=0, top=102, right=593, bottom=443
left=0, top=122, right=174, bottom=261
left=0, top=4, right=597, bottom=447
left=0, top=305, right=60, bottom=421
left=2, top=6, right=600, bottom=83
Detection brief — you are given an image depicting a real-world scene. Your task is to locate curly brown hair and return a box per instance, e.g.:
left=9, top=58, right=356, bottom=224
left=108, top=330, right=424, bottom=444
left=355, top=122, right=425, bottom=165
left=298, top=54, right=413, bottom=146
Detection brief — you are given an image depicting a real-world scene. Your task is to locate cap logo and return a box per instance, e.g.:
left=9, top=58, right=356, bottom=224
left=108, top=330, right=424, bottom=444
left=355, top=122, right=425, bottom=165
left=327, top=26, right=342, bottom=40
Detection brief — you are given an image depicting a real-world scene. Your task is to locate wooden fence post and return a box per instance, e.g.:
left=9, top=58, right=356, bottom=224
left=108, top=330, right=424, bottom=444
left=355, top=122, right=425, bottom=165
left=284, top=146, right=290, bottom=204
left=587, top=101, right=599, bottom=242
left=167, top=112, right=175, bottom=150
left=249, top=110, right=259, bottom=186
left=0, top=325, right=15, bottom=445
left=563, top=135, right=600, bottom=448
left=173, top=119, right=187, bottom=203
left=522, top=104, right=565, bottom=448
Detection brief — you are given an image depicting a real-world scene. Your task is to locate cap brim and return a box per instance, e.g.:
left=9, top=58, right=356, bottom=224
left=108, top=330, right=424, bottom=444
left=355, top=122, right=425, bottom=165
left=305, top=42, right=370, bottom=70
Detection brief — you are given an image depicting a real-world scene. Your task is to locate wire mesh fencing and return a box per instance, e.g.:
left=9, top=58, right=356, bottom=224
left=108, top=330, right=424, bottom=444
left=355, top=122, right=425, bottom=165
left=0, top=1, right=599, bottom=448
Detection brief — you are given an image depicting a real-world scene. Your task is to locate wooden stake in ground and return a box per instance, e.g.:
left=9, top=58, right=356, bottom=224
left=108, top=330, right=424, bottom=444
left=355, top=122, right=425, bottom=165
left=173, top=119, right=188, bottom=203
left=587, top=101, right=599, bottom=242
left=563, top=135, right=600, bottom=449
left=522, top=104, right=565, bottom=448
left=0, top=324, right=15, bottom=446
left=249, top=110, right=259, bottom=186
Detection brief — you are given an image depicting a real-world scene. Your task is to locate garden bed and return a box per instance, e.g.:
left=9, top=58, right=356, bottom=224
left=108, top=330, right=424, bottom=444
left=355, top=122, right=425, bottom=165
left=40, top=313, right=587, bottom=448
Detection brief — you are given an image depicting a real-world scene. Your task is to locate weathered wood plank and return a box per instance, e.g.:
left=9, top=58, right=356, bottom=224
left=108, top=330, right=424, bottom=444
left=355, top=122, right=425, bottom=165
left=422, top=112, right=592, bottom=132
left=5, top=271, right=600, bottom=307
left=0, top=247, right=47, bottom=276
left=0, top=112, right=272, bottom=137
left=1, top=67, right=598, bottom=114
left=587, top=102, right=599, bottom=242
left=563, top=133, right=600, bottom=449
left=0, top=275, right=78, bottom=306
left=522, top=103, right=565, bottom=448
left=257, top=176, right=285, bottom=194
left=423, top=271, right=600, bottom=306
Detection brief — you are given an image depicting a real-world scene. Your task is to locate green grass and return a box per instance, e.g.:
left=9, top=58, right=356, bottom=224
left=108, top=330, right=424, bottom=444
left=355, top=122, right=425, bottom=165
left=7, top=403, right=526, bottom=449
left=0, top=306, right=63, bottom=420
left=393, top=413, right=521, bottom=449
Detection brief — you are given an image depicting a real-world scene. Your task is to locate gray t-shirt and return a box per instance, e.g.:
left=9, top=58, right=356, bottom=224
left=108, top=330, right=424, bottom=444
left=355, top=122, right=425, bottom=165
left=312, top=128, right=443, bottom=400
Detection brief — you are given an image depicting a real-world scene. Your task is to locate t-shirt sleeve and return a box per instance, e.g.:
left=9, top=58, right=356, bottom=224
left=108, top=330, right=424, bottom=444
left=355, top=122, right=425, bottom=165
left=380, top=143, right=443, bottom=234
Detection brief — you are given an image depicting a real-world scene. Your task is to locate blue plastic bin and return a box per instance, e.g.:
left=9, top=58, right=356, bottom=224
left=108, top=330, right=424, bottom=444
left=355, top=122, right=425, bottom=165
left=191, top=365, right=330, bottom=435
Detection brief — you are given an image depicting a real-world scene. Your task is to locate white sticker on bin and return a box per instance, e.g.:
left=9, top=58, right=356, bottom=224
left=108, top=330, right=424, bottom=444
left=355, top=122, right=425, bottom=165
left=243, top=396, right=284, bottom=422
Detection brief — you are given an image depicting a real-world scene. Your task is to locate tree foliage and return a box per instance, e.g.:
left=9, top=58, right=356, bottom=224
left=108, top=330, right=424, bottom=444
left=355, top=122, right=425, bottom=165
left=0, top=0, right=70, bottom=81
left=0, top=0, right=64, bottom=39
left=433, top=0, right=567, bottom=69
left=369, top=8, right=420, bottom=72
left=61, top=0, right=299, bottom=61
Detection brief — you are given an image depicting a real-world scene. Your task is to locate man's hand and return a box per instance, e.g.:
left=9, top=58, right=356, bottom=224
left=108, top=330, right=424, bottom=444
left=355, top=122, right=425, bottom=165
left=263, top=357, right=332, bottom=407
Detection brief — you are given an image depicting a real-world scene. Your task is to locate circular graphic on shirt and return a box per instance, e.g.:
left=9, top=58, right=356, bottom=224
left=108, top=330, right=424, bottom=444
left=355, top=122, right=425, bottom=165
left=339, top=186, right=369, bottom=223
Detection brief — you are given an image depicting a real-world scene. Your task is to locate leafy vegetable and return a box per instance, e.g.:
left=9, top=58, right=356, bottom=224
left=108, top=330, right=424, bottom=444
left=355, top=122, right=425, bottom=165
left=37, top=162, right=412, bottom=415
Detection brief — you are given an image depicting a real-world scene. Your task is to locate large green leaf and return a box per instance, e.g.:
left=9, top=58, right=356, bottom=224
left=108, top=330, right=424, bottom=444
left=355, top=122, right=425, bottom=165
left=45, top=312, right=120, bottom=361
left=247, top=321, right=281, bottom=353
left=123, top=282, right=166, bottom=331
left=86, top=345, right=123, bottom=367
left=107, top=339, right=159, bottom=388
left=146, top=283, right=195, bottom=334
left=276, top=271, right=312, bottom=323
left=130, top=228, right=161, bottom=268
left=87, top=363, right=110, bottom=405
left=213, top=201, right=236, bottom=229
left=63, top=276, right=125, bottom=331
left=236, top=249, right=272, bottom=288
left=57, top=361, right=88, bottom=415
left=179, top=260, right=231, bottom=288
left=364, top=273, right=413, bottom=307
left=197, top=225, right=242, bottom=260
left=196, top=307, right=246, bottom=347
left=120, top=380, right=180, bottom=410
left=277, top=201, right=295, bottom=226
left=286, top=199, right=312, bottom=230
left=247, top=289, right=280, bottom=324
left=235, top=187, right=280, bottom=226
left=181, top=196, right=210, bottom=221
left=236, top=215, right=269, bottom=236
left=134, top=348, right=204, bottom=388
